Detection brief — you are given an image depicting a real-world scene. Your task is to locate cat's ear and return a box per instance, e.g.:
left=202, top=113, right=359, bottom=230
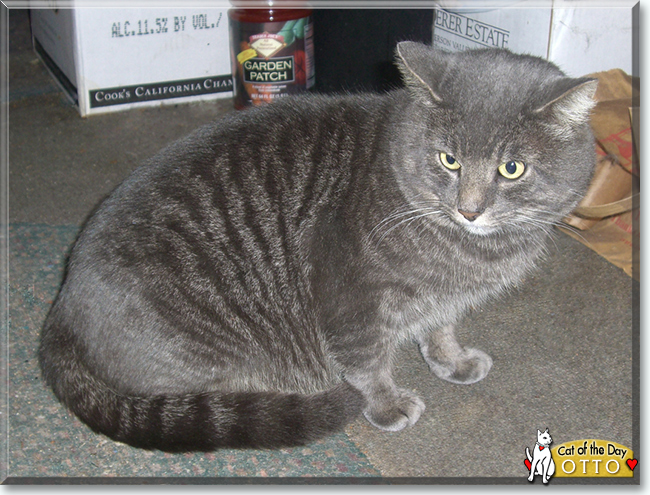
left=395, top=41, right=443, bottom=106
left=534, top=77, right=598, bottom=127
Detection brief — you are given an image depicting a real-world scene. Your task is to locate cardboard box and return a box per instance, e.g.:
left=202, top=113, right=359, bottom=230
left=31, top=7, right=233, bottom=117
left=432, top=0, right=636, bottom=77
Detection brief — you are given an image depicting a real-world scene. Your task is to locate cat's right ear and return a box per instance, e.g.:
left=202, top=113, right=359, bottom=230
left=395, top=41, right=443, bottom=107
left=533, top=77, right=598, bottom=127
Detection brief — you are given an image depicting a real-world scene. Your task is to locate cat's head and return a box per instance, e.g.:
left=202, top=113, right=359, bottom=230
left=393, top=42, right=597, bottom=238
left=537, top=428, right=553, bottom=445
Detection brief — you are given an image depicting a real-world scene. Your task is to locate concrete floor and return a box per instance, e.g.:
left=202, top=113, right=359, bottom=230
left=7, top=8, right=639, bottom=483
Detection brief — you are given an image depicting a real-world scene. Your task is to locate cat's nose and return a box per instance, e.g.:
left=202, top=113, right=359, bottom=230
left=458, top=209, right=482, bottom=222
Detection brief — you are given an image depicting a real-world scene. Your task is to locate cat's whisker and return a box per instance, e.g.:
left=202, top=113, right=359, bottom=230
left=412, top=210, right=447, bottom=238
left=549, top=220, right=594, bottom=248
left=516, top=209, right=597, bottom=254
left=374, top=209, right=441, bottom=246
left=514, top=207, right=594, bottom=247
left=368, top=199, right=442, bottom=242
left=373, top=208, right=440, bottom=241
left=369, top=208, right=431, bottom=241
left=518, top=218, right=559, bottom=252
left=565, top=188, right=592, bottom=201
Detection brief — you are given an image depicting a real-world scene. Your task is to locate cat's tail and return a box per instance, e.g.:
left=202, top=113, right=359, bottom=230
left=39, top=331, right=365, bottom=452
left=526, top=447, right=533, bottom=462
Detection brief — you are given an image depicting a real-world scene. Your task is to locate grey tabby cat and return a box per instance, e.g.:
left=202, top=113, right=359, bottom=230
left=39, top=42, right=597, bottom=451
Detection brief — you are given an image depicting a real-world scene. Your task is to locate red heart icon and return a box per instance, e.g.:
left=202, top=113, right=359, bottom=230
left=524, top=459, right=531, bottom=471
left=626, top=459, right=638, bottom=471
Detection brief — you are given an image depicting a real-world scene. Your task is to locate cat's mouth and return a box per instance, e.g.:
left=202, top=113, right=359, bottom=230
left=452, top=211, right=498, bottom=236
left=461, top=223, right=496, bottom=236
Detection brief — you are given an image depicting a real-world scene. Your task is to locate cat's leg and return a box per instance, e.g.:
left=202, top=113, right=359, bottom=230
left=528, top=455, right=543, bottom=482
left=343, top=346, right=425, bottom=432
left=417, top=325, right=492, bottom=384
left=545, top=460, right=555, bottom=483
left=548, top=457, right=556, bottom=477
left=543, top=456, right=555, bottom=483
left=541, top=457, right=550, bottom=483
left=347, top=370, right=425, bottom=432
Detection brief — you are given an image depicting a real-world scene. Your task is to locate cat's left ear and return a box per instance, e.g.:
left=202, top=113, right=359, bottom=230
left=395, top=41, right=443, bottom=106
left=534, top=77, right=598, bottom=126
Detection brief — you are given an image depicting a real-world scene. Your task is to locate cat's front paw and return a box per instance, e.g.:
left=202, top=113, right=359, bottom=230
left=426, top=347, right=493, bottom=385
left=363, top=388, right=425, bottom=432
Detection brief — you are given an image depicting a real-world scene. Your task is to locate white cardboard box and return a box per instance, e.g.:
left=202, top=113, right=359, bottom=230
left=31, top=6, right=233, bottom=116
left=432, top=0, right=636, bottom=77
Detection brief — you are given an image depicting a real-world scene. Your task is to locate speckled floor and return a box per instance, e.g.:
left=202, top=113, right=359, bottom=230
left=8, top=223, right=381, bottom=480
left=4, top=7, right=640, bottom=485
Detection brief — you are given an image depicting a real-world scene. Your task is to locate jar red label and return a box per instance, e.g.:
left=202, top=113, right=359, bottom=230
left=229, top=15, right=314, bottom=108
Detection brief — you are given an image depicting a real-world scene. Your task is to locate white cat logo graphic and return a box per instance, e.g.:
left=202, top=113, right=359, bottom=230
left=525, top=428, right=556, bottom=484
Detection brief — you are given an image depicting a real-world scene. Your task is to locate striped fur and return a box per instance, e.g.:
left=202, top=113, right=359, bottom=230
left=39, top=44, right=596, bottom=451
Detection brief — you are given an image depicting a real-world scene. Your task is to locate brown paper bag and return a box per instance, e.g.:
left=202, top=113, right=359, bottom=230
left=564, top=69, right=638, bottom=230
left=561, top=209, right=639, bottom=281
left=560, top=69, right=639, bottom=281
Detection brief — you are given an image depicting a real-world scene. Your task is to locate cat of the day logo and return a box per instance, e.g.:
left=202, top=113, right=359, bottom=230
left=525, top=428, right=555, bottom=484
left=524, top=430, right=637, bottom=482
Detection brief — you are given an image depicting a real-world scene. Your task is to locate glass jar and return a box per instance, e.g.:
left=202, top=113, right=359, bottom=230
left=229, top=4, right=315, bottom=109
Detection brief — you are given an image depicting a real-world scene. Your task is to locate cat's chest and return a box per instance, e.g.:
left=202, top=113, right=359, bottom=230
left=381, top=241, right=536, bottom=336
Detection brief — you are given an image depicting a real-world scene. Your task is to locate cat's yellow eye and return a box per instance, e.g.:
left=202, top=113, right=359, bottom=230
left=439, top=152, right=460, bottom=171
left=498, top=160, right=526, bottom=179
